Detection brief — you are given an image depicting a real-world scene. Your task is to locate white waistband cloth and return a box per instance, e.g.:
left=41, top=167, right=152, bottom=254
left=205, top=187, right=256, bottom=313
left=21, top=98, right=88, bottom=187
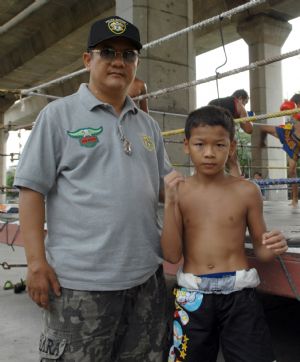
left=177, top=267, right=260, bottom=294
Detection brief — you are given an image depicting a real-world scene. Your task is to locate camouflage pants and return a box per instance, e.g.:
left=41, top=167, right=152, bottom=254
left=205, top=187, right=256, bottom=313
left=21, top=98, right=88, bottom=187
left=39, top=266, right=168, bottom=362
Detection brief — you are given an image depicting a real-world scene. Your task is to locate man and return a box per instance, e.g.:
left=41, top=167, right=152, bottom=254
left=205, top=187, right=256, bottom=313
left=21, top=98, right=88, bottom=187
left=15, top=16, right=171, bottom=361
left=232, top=88, right=249, bottom=106
left=128, top=76, right=149, bottom=113
left=209, top=91, right=252, bottom=134
left=209, top=91, right=253, bottom=176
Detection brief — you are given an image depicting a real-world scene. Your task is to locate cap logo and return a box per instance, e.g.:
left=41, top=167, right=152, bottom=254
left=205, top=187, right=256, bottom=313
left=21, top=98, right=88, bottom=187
left=107, top=18, right=127, bottom=35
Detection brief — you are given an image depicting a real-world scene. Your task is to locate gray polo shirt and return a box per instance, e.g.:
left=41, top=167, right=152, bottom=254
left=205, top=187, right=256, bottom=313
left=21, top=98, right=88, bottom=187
left=14, top=83, right=171, bottom=291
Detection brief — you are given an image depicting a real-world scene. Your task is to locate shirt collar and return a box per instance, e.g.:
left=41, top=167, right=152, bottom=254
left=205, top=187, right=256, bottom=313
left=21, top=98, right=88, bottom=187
left=78, top=83, right=138, bottom=115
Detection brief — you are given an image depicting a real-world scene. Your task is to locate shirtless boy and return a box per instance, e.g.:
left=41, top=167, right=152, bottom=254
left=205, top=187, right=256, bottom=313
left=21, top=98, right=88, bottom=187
left=161, top=105, right=288, bottom=362
left=128, top=76, right=149, bottom=113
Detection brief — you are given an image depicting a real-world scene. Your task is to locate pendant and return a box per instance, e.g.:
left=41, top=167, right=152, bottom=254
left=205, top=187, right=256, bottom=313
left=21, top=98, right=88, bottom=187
left=118, top=124, right=132, bottom=156
left=123, top=139, right=132, bottom=155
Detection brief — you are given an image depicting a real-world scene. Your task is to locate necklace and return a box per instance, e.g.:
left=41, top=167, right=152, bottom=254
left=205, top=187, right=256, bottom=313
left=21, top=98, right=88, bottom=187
left=118, top=124, right=132, bottom=156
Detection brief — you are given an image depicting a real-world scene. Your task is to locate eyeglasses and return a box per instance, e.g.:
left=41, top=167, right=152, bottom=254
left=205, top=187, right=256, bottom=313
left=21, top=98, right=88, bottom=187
left=90, top=48, right=139, bottom=64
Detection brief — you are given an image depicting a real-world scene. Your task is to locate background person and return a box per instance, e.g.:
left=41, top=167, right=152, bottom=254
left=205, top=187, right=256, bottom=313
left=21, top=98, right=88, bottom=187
left=253, top=171, right=266, bottom=198
left=209, top=91, right=253, bottom=176
left=259, top=94, right=300, bottom=208
left=128, top=76, right=149, bottom=113
left=232, top=88, right=249, bottom=106
left=15, top=16, right=171, bottom=362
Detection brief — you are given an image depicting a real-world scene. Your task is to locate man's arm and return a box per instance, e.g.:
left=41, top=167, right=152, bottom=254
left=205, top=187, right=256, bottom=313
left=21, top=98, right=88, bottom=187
left=19, top=188, right=61, bottom=308
left=161, top=171, right=184, bottom=263
left=237, top=101, right=253, bottom=134
left=139, top=81, right=149, bottom=113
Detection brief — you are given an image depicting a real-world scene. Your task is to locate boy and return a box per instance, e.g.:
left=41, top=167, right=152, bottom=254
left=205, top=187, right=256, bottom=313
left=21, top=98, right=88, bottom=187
left=161, top=105, right=288, bottom=362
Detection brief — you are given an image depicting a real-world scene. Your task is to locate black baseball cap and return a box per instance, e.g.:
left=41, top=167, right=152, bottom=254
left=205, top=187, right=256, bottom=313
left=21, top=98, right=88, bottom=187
left=87, top=16, right=142, bottom=51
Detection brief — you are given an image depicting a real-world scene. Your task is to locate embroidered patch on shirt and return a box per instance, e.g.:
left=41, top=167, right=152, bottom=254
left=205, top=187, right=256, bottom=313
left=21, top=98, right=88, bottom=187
left=67, top=127, right=103, bottom=148
left=140, top=134, right=155, bottom=152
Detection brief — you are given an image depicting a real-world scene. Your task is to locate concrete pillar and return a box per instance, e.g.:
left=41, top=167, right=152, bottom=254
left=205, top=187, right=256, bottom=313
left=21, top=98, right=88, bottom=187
left=116, top=0, right=196, bottom=175
left=0, top=117, right=9, bottom=187
left=238, top=15, right=292, bottom=200
left=0, top=97, right=15, bottom=189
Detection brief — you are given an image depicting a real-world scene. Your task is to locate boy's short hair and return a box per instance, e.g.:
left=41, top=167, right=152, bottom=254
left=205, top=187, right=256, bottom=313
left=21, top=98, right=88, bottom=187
left=232, top=89, right=249, bottom=100
left=185, top=105, right=235, bottom=141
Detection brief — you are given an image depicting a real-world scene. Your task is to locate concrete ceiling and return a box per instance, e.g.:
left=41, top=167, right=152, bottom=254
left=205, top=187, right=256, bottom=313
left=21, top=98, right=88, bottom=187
left=0, top=0, right=299, bottom=101
left=193, top=0, right=300, bottom=53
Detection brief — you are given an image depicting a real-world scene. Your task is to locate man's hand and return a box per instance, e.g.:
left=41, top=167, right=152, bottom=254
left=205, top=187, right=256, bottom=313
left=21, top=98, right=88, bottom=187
left=27, top=260, right=61, bottom=309
left=262, top=230, right=288, bottom=255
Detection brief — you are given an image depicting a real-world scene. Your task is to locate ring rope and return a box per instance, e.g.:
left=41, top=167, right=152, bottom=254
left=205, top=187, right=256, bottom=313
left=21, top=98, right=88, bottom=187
left=135, top=48, right=300, bottom=102
left=252, top=178, right=300, bottom=186
left=15, top=1, right=265, bottom=95
left=172, top=164, right=300, bottom=170
left=1, top=106, right=300, bottom=133
left=21, top=68, right=87, bottom=96
left=15, top=46, right=300, bottom=101
left=0, top=88, right=20, bottom=96
left=143, top=0, right=266, bottom=50
left=27, top=91, right=60, bottom=100
left=150, top=110, right=187, bottom=118
left=12, top=46, right=300, bottom=105
left=0, top=8, right=296, bottom=103
left=0, top=153, right=19, bottom=157
left=236, top=108, right=300, bottom=124
left=0, top=122, right=33, bottom=131
left=161, top=107, right=300, bottom=137
left=0, top=186, right=18, bottom=192
left=260, top=188, right=289, bottom=191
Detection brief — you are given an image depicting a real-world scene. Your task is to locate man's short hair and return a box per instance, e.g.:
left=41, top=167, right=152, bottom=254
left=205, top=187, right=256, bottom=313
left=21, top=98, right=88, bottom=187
left=232, top=89, right=249, bottom=100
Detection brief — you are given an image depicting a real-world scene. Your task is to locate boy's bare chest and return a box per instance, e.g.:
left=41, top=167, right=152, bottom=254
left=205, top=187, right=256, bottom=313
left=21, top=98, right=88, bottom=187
left=180, top=189, right=246, bottom=226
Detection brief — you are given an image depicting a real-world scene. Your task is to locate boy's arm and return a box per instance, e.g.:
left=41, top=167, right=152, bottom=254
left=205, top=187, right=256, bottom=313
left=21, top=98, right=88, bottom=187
left=161, top=171, right=184, bottom=264
left=19, top=188, right=61, bottom=309
left=246, top=184, right=288, bottom=261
